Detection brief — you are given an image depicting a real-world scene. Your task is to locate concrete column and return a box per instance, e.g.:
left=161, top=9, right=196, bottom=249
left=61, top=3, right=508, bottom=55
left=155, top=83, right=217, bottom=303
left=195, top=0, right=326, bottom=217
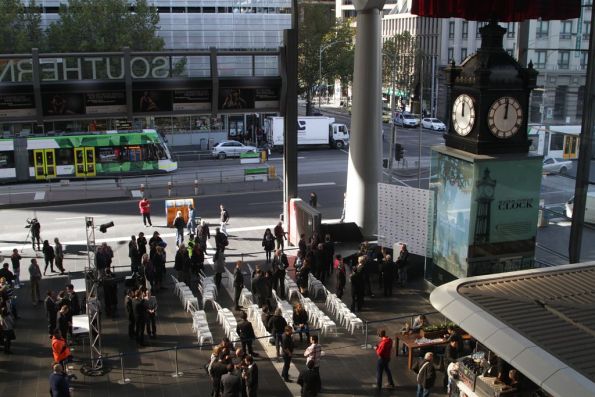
left=345, top=0, right=385, bottom=238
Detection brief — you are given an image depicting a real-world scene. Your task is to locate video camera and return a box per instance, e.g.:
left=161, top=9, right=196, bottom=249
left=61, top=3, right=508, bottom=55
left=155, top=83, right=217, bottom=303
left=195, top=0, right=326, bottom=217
left=25, top=218, right=39, bottom=229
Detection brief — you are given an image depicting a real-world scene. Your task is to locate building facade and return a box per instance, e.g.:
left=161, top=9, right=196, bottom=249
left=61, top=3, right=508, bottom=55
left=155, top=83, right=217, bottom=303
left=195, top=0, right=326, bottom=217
left=340, top=0, right=592, bottom=125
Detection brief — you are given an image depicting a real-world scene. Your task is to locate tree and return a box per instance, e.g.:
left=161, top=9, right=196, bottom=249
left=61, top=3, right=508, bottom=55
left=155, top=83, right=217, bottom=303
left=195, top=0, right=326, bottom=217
left=0, top=0, right=45, bottom=53
left=321, top=19, right=355, bottom=106
left=46, top=0, right=164, bottom=52
left=382, top=31, right=419, bottom=108
left=298, top=3, right=334, bottom=115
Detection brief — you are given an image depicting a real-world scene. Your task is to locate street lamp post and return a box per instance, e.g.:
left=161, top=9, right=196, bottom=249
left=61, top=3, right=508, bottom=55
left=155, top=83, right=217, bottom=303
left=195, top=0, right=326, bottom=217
left=318, top=41, right=347, bottom=111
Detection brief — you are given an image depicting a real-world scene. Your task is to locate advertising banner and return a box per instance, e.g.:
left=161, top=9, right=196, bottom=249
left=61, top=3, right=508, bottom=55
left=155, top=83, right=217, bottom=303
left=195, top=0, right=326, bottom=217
left=132, top=90, right=173, bottom=113
left=0, top=94, right=36, bottom=118
left=85, top=92, right=126, bottom=114
left=218, top=88, right=255, bottom=110
left=173, top=89, right=211, bottom=111
left=42, top=93, right=85, bottom=116
left=431, top=152, right=474, bottom=279
left=469, top=158, right=542, bottom=245
left=254, top=88, right=280, bottom=109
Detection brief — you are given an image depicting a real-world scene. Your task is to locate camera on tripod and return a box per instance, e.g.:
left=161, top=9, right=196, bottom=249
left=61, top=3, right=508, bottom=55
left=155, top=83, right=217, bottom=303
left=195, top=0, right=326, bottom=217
left=25, top=218, right=38, bottom=229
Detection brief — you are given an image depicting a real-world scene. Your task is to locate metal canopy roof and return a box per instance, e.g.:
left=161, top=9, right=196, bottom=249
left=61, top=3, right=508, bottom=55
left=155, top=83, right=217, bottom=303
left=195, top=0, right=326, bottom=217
left=430, top=262, right=595, bottom=397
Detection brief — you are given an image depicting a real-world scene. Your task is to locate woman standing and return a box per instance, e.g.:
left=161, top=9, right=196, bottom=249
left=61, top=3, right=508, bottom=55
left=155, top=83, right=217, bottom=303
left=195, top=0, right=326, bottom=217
left=42, top=240, right=56, bottom=275
left=262, top=228, right=275, bottom=263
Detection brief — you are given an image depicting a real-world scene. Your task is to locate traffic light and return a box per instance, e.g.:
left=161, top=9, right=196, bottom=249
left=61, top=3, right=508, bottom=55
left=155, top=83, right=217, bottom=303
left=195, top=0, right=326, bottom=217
left=395, top=143, right=404, bottom=161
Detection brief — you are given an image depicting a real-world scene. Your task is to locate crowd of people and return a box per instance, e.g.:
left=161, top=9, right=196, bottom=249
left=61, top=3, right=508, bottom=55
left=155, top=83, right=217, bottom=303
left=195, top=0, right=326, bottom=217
left=0, top=198, right=423, bottom=397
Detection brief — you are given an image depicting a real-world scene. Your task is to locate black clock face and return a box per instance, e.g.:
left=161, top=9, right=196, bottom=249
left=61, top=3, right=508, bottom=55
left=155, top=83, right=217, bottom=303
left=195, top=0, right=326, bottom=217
left=488, top=96, right=523, bottom=139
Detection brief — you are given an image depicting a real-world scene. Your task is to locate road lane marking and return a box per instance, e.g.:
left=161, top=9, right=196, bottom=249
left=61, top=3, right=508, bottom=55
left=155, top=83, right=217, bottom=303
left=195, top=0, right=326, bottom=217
left=269, top=157, right=305, bottom=160
left=248, top=201, right=281, bottom=206
left=55, top=216, right=106, bottom=220
left=298, top=182, right=336, bottom=187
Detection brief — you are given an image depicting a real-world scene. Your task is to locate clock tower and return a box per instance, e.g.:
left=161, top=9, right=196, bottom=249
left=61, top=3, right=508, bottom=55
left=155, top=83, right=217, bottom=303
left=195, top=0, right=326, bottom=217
left=444, top=21, right=538, bottom=155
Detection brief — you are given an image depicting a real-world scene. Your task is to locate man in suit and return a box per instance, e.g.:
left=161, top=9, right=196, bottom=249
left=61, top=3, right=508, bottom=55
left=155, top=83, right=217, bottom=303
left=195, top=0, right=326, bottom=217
left=297, top=360, right=322, bottom=397
left=45, top=290, right=57, bottom=336
left=233, top=261, right=244, bottom=311
left=221, top=364, right=242, bottom=397
left=49, top=363, right=71, bottom=397
left=236, top=312, right=257, bottom=356
left=243, top=355, right=258, bottom=397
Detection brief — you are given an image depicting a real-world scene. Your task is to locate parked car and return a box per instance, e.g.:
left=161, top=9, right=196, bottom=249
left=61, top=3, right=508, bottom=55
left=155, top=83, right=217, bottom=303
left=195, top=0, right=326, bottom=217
left=542, top=157, right=573, bottom=175
left=211, top=140, right=257, bottom=159
left=421, top=117, right=446, bottom=131
left=394, top=112, right=420, bottom=127
left=565, top=192, right=595, bottom=223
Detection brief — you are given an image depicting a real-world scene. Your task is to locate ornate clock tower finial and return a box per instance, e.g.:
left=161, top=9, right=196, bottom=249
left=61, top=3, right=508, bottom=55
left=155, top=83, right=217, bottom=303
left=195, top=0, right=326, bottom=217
left=444, top=21, right=538, bottom=155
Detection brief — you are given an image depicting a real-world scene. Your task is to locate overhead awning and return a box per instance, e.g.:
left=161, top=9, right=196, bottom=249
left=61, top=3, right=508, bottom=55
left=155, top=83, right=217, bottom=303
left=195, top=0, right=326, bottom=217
left=430, top=262, right=595, bottom=397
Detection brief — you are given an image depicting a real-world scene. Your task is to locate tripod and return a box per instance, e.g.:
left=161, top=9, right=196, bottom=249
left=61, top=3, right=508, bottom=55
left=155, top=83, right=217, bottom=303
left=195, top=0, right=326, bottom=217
left=21, top=227, right=32, bottom=254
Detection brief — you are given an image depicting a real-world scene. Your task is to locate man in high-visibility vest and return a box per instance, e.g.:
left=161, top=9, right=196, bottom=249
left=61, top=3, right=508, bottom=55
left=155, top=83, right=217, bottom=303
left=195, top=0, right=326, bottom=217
left=51, top=329, right=72, bottom=371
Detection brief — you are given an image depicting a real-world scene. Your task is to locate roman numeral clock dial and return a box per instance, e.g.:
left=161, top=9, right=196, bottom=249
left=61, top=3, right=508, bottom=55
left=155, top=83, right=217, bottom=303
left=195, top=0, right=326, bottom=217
left=488, top=96, right=523, bottom=138
left=452, top=94, right=476, bottom=136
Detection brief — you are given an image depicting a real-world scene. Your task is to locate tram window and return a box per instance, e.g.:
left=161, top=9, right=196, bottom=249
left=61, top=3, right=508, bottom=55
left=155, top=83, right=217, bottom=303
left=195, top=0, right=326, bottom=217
left=98, top=147, right=119, bottom=162
left=550, top=134, right=564, bottom=151
left=0, top=152, right=14, bottom=168
left=57, top=149, right=73, bottom=165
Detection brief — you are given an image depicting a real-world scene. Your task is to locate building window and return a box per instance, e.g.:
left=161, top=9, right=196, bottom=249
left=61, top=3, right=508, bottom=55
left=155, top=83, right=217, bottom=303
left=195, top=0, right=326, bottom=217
left=506, top=22, right=516, bottom=38
left=461, top=48, right=468, bottom=60
left=577, top=85, right=585, bottom=118
left=584, top=21, right=591, bottom=40
left=448, top=47, right=454, bottom=62
left=560, top=21, right=573, bottom=39
left=535, top=50, right=547, bottom=69
left=476, top=21, right=486, bottom=38
left=584, top=0, right=592, bottom=6
left=581, top=52, right=588, bottom=69
left=536, top=20, right=549, bottom=38
left=554, top=85, right=567, bottom=120
left=558, top=51, right=570, bottom=69
left=449, top=21, right=455, bottom=39
left=462, top=21, right=468, bottom=39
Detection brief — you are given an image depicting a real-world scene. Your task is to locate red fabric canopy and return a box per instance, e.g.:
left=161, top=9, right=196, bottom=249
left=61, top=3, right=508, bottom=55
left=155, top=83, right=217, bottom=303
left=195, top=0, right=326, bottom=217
left=411, top=0, right=582, bottom=22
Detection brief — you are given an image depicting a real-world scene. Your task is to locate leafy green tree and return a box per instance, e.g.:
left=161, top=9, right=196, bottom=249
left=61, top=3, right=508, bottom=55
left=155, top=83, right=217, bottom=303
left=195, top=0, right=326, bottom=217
left=0, top=0, right=45, bottom=53
left=321, top=19, right=355, bottom=105
left=298, top=3, right=334, bottom=115
left=382, top=31, right=419, bottom=106
left=47, top=0, right=164, bottom=52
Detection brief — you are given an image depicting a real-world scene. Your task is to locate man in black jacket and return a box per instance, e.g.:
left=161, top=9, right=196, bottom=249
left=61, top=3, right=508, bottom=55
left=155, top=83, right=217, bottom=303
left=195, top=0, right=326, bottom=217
left=132, top=290, right=146, bottom=346
left=243, top=355, right=258, bottom=397
left=297, top=360, right=322, bottom=397
left=271, top=250, right=287, bottom=299
left=281, top=326, right=294, bottom=382
left=221, top=364, right=242, bottom=397
left=380, top=255, right=395, bottom=297
left=267, top=308, right=288, bottom=358
left=236, top=311, right=257, bottom=356
left=45, top=290, right=57, bottom=336
left=210, top=358, right=229, bottom=397
left=415, top=352, right=436, bottom=397
left=233, top=261, right=244, bottom=311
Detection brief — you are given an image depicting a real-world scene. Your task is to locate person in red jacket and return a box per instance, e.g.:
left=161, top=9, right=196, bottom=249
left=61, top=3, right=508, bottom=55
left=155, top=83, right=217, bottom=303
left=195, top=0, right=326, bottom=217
left=375, top=329, right=395, bottom=390
left=139, top=197, right=152, bottom=227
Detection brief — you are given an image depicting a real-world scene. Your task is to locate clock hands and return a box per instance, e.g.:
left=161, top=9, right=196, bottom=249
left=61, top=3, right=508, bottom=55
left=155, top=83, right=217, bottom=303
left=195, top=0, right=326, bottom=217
left=504, top=98, right=509, bottom=119
left=461, top=102, right=465, bottom=117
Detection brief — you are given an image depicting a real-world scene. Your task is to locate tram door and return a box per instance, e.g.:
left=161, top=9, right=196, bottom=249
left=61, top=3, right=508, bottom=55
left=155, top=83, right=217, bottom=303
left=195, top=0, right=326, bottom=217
left=563, top=135, right=579, bottom=160
left=74, top=147, right=96, bottom=177
left=33, top=149, right=57, bottom=180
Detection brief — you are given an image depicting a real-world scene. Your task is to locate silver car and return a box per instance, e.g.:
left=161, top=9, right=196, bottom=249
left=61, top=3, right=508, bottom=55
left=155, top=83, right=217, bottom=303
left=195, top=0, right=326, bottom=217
left=542, top=157, right=572, bottom=175
left=211, top=140, right=257, bottom=159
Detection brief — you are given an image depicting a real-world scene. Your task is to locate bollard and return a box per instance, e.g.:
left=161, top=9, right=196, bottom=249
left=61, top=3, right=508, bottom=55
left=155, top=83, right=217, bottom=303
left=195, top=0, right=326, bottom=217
left=167, top=181, right=173, bottom=198
left=361, top=321, right=371, bottom=349
left=194, top=179, right=199, bottom=196
left=117, top=354, right=131, bottom=384
left=140, top=183, right=145, bottom=195
left=171, top=346, right=184, bottom=378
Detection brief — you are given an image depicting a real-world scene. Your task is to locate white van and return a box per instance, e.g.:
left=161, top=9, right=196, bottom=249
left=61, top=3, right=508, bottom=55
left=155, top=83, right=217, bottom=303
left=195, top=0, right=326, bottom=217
left=565, top=192, right=595, bottom=224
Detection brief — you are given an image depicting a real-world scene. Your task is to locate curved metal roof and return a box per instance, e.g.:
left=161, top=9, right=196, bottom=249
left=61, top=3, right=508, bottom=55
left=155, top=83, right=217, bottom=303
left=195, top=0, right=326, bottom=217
left=430, top=262, right=595, bottom=397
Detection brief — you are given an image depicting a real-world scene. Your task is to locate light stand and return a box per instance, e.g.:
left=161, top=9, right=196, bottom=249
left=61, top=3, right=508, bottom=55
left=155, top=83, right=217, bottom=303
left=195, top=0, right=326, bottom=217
left=80, top=216, right=109, bottom=376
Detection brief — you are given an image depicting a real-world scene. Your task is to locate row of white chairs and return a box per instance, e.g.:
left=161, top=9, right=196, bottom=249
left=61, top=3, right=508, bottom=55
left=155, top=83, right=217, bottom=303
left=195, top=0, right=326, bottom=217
left=271, top=289, right=294, bottom=327
left=199, top=275, right=218, bottom=309
left=240, top=288, right=254, bottom=308
left=325, top=292, right=365, bottom=335
left=213, top=301, right=240, bottom=347
left=307, top=273, right=327, bottom=300
left=284, top=275, right=301, bottom=302
left=172, top=275, right=199, bottom=312
left=189, top=306, right=215, bottom=348
left=301, top=296, right=338, bottom=335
